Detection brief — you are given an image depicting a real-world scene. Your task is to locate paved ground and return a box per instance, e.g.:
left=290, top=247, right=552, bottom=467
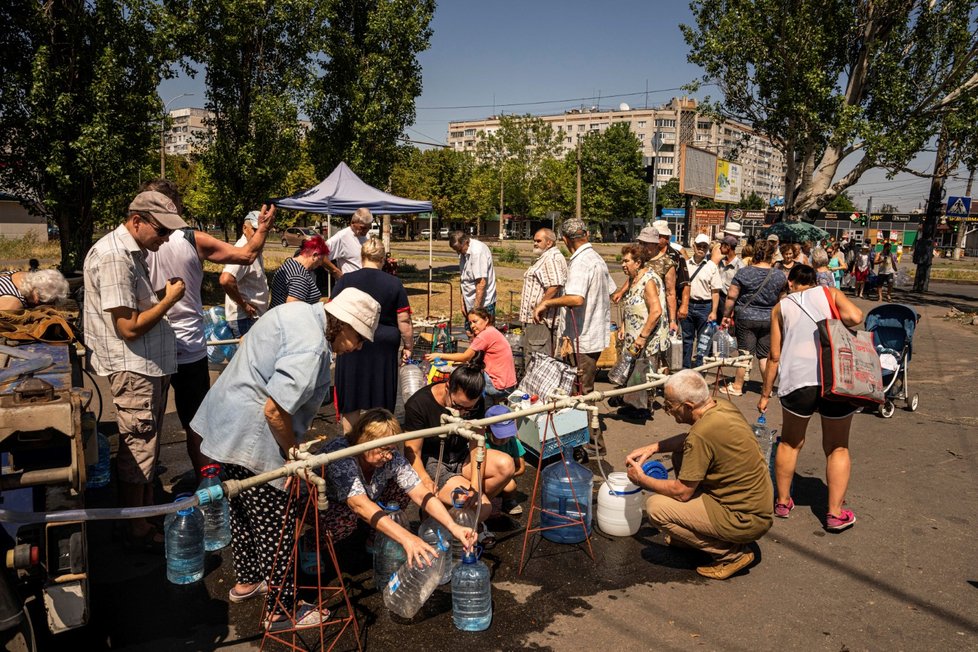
left=33, top=276, right=978, bottom=650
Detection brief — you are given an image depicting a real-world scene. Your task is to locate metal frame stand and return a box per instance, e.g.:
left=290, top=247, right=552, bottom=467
left=518, top=412, right=594, bottom=575
left=261, top=474, right=362, bottom=652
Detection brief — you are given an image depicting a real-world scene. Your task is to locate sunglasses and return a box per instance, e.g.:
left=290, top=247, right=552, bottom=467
left=142, top=215, right=173, bottom=238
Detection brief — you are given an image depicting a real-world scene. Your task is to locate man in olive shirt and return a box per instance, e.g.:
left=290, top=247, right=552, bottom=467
left=626, top=370, right=772, bottom=580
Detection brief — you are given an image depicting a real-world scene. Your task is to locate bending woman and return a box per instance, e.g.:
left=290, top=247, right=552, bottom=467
left=758, top=264, right=863, bottom=532
left=424, top=307, right=516, bottom=397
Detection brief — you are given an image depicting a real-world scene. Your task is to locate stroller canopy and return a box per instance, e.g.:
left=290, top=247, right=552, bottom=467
left=865, top=304, right=919, bottom=355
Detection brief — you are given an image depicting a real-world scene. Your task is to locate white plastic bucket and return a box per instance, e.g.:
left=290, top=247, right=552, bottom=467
left=596, top=472, right=644, bottom=537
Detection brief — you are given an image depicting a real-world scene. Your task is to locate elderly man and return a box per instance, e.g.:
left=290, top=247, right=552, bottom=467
left=83, top=190, right=187, bottom=550
left=146, top=180, right=274, bottom=479
left=519, top=228, right=567, bottom=356
left=323, top=207, right=372, bottom=278
left=625, top=370, right=772, bottom=580
left=716, top=235, right=745, bottom=306
left=449, top=230, right=497, bottom=319
left=682, top=234, right=723, bottom=368
left=220, top=210, right=271, bottom=337
left=533, top=218, right=612, bottom=395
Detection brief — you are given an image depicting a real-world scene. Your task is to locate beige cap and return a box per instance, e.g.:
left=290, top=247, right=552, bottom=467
left=722, top=221, right=745, bottom=238
left=128, top=191, right=188, bottom=230
left=766, top=233, right=780, bottom=243
left=636, top=226, right=659, bottom=243
left=694, top=233, right=711, bottom=245
left=324, top=288, right=380, bottom=342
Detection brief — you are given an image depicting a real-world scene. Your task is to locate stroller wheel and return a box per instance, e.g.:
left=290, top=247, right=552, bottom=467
left=880, top=400, right=895, bottom=418
left=906, top=393, right=919, bottom=412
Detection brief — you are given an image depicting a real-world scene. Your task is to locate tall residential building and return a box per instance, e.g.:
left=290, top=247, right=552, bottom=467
left=164, top=107, right=213, bottom=156
left=446, top=97, right=786, bottom=201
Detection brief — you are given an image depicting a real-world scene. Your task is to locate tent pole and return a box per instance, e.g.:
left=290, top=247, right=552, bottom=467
left=427, top=212, right=433, bottom=318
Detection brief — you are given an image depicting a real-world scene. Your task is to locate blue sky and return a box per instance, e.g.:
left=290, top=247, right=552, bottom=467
left=159, top=1, right=972, bottom=212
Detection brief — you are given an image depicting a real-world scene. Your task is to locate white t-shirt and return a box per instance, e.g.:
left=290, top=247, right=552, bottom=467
left=326, top=226, right=366, bottom=274
left=223, top=236, right=269, bottom=321
left=459, top=238, right=497, bottom=310
left=146, top=229, right=206, bottom=365
left=685, top=257, right=723, bottom=302
left=561, top=243, right=613, bottom=354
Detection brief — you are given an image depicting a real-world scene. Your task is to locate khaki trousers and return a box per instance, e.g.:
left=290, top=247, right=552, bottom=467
left=645, top=493, right=746, bottom=562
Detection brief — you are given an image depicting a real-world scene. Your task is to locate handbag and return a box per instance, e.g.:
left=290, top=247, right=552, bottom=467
left=518, top=351, right=578, bottom=400
left=790, top=287, right=884, bottom=407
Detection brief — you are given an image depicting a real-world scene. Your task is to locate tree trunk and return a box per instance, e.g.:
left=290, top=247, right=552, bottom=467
left=951, top=166, right=975, bottom=260
left=912, top=128, right=950, bottom=293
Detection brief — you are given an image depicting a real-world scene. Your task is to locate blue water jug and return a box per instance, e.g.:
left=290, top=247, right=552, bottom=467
left=452, top=548, right=492, bottom=631
left=165, top=494, right=205, bottom=584
left=204, top=307, right=237, bottom=363
left=372, top=502, right=408, bottom=589
left=696, top=321, right=719, bottom=362
left=197, top=464, right=231, bottom=551
left=540, top=446, right=593, bottom=543
left=86, top=431, right=111, bottom=489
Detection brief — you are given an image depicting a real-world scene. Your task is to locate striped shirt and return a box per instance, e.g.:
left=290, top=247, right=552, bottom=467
left=519, top=246, right=568, bottom=324
left=269, top=257, right=320, bottom=308
left=0, top=272, right=26, bottom=308
left=82, top=224, right=176, bottom=377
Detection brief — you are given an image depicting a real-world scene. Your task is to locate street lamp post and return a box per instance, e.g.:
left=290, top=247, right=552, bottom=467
left=160, top=93, right=194, bottom=179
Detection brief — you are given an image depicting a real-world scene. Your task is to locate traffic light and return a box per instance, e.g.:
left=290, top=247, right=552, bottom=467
left=643, top=161, right=656, bottom=184
left=850, top=212, right=864, bottom=225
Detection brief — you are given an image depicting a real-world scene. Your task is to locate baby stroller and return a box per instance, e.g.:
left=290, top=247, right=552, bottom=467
left=864, top=304, right=920, bottom=418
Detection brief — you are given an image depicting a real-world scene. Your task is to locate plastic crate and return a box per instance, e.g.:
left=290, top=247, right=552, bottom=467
left=516, top=407, right=590, bottom=460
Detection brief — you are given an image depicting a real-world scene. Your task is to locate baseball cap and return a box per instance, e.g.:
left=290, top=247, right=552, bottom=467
left=766, top=233, right=780, bottom=243
left=636, top=226, right=659, bottom=243
left=694, top=233, right=711, bottom=245
left=722, top=235, right=739, bottom=247
left=324, top=287, right=380, bottom=342
left=484, top=404, right=517, bottom=439
left=560, top=218, right=587, bottom=239
left=128, top=191, right=188, bottom=230
left=243, top=210, right=260, bottom=228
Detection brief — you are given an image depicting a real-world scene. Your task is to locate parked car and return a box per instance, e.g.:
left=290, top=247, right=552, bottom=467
left=420, top=228, right=432, bottom=239
left=281, top=226, right=318, bottom=247
left=368, top=223, right=381, bottom=238
left=439, top=227, right=450, bottom=239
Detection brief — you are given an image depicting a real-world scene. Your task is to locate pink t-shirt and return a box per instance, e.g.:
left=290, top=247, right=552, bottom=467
left=469, top=326, right=517, bottom=390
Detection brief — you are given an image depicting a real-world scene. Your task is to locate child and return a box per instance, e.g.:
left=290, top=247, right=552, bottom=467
left=484, top=405, right=526, bottom=515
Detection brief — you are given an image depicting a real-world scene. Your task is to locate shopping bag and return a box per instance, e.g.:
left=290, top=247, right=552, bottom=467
left=518, top=351, right=577, bottom=400
left=814, top=289, right=884, bottom=407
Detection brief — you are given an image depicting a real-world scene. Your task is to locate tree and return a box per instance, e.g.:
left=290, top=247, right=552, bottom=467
left=0, top=0, right=171, bottom=271
left=578, top=123, right=646, bottom=223
left=682, top=0, right=978, bottom=221
left=166, top=0, right=320, bottom=236
left=825, top=191, right=856, bottom=213
left=307, top=0, right=435, bottom=188
left=655, top=178, right=684, bottom=214
left=390, top=147, right=478, bottom=222
left=738, top=192, right=765, bottom=210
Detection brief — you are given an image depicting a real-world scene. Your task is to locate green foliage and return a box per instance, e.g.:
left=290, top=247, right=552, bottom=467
left=825, top=191, right=856, bottom=213
left=738, top=192, right=765, bottom=210
left=390, top=147, right=478, bottom=222
left=307, top=0, right=435, bottom=187
left=654, top=178, right=684, bottom=214
left=0, top=0, right=171, bottom=271
left=490, top=245, right=521, bottom=264
left=579, top=123, right=646, bottom=223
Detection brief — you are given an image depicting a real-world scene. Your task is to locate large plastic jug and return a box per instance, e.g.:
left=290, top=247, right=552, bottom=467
left=383, top=530, right=451, bottom=619
left=398, top=363, right=425, bottom=405
left=372, top=502, right=408, bottom=589
left=540, top=446, right=593, bottom=543
left=203, top=307, right=237, bottom=363
left=448, top=490, right=477, bottom=569
left=418, top=515, right=454, bottom=585
left=695, top=321, right=719, bottom=362
left=197, top=464, right=231, bottom=551
left=596, top=472, right=643, bottom=536
left=165, top=494, right=205, bottom=585
left=711, top=326, right=738, bottom=359
left=452, top=549, right=492, bottom=631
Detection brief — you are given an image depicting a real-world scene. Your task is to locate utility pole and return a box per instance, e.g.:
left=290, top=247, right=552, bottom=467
left=952, top=165, right=975, bottom=260
left=499, top=168, right=505, bottom=242
left=575, top=139, right=582, bottom=220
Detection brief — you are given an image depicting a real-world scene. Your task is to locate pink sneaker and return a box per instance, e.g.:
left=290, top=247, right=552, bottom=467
left=826, top=509, right=856, bottom=531
left=774, top=498, right=794, bottom=519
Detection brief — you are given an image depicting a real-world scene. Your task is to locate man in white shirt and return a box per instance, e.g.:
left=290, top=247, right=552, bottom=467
left=519, top=228, right=567, bottom=356
left=323, top=207, right=372, bottom=278
left=449, top=231, right=497, bottom=320
left=533, top=218, right=612, bottom=395
left=220, top=210, right=270, bottom=337
left=682, top=234, right=723, bottom=368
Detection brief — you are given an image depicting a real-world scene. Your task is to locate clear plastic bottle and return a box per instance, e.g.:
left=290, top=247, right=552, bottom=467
left=448, top=492, right=477, bottom=569
left=540, top=446, right=593, bottom=544
left=197, top=464, right=231, bottom=551
left=372, top=502, right=408, bottom=589
left=696, top=321, right=719, bottom=361
left=752, top=415, right=774, bottom=465
left=398, top=363, right=425, bottom=405
left=452, top=549, right=492, bottom=631
left=711, top=326, right=738, bottom=358
left=165, top=494, right=205, bottom=585
left=86, top=431, right=111, bottom=489
left=383, top=530, right=451, bottom=619
left=417, top=515, right=454, bottom=585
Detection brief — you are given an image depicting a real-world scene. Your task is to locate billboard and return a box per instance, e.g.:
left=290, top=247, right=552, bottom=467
left=679, top=145, right=717, bottom=199
left=714, top=159, right=742, bottom=203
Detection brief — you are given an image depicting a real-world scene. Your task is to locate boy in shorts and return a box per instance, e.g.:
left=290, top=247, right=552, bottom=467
left=484, top=405, right=527, bottom=515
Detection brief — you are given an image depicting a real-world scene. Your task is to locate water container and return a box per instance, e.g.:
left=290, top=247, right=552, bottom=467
left=667, top=330, right=683, bottom=370
left=540, top=446, right=593, bottom=544
left=372, top=503, right=408, bottom=589
left=596, top=472, right=643, bottom=536
left=696, top=321, right=719, bottom=362
left=165, top=494, right=205, bottom=585
left=197, top=464, right=231, bottom=551
left=204, top=307, right=237, bottom=363
left=398, top=363, right=425, bottom=405
left=86, top=431, right=111, bottom=489
left=641, top=460, right=669, bottom=480
left=711, top=326, right=738, bottom=359
left=448, top=491, right=477, bottom=569
left=753, top=415, right=774, bottom=466
left=607, top=348, right=636, bottom=386
left=418, top=515, right=454, bottom=585
left=452, top=549, right=492, bottom=631
left=383, top=530, right=451, bottom=619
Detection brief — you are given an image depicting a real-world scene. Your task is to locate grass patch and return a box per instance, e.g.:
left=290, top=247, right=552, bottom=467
left=0, top=233, right=61, bottom=265
left=491, top=245, right=521, bottom=264
left=930, top=268, right=978, bottom=281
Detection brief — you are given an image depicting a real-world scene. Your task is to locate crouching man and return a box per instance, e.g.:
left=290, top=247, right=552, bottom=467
left=625, top=370, right=772, bottom=580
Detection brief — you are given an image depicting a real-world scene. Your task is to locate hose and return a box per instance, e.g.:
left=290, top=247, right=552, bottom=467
left=0, top=494, right=199, bottom=525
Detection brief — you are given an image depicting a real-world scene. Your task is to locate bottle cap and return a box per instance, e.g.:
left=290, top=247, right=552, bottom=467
left=757, top=414, right=766, bottom=424
left=642, top=460, right=669, bottom=480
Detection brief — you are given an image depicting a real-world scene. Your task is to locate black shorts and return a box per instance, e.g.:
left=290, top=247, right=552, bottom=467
left=780, top=386, right=860, bottom=420
left=735, top=318, right=772, bottom=359
left=170, top=356, right=211, bottom=429
left=877, top=273, right=894, bottom=285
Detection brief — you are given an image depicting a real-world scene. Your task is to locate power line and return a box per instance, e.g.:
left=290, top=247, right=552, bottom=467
left=416, top=86, right=695, bottom=111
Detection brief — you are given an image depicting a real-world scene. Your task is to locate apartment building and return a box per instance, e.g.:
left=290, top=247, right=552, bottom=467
left=446, top=97, right=786, bottom=201
left=164, top=107, right=212, bottom=156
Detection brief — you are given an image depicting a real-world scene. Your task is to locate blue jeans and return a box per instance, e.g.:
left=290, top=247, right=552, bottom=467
left=229, top=317, right=257, bottom=338
left=681, top=301, right=713, bottom=368
left=483, top=371, right=514, bottom=397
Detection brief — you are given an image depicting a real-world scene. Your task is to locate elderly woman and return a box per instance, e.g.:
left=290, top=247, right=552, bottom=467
left=0, top=269, right=69, bottom=310
left=615, top=244, right=666, bottom=420
left=811, top=247, right=836, bottom=288
left=318, top=408, right=476, bottom=569
left=190, top=288, right=380, bottom=632
left=332, top=238, right=413, bottom=432
left=269, top=235, right=327, bottom=308
left=759, top=265, right=863, bottom=532
left=425, top=307, right=517, bottom=397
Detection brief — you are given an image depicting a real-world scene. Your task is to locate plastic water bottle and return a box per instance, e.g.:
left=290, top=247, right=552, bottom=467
left=452, top=549, right=492, bottom=631
left=398, top=363, right=425, bottom=405
left=383, top=530, right=451, bottom=619
left=608, top=346, right=636, bottom=386
left=204, top=307, right=237, bottom=363
left=540, top=446, right=593, bottom=544
left=86, top=431, right=111, bottom=489
left=711, top=326, right=737, bottom=358
left=417, top=516, right=454, bottom=585
left=165, top=495, right=205, bottom=584
left=448, top=492, right=477, bottom=569
left=197, top=464, right=231, bottom=551
left=696, top=321, right=719, bottom=362
left=753, top=415, right=774, bottom=466
left=372, top=502, right=408, bottom=589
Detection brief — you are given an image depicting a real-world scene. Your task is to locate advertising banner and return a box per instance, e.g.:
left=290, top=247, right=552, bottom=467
left=714, top=159, right=742, bottom=203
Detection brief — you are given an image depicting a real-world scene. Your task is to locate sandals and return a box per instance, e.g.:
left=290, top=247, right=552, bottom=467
left=228, top=580, right=268, bottom=604
left=265, top=602, right=331, bottom=633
